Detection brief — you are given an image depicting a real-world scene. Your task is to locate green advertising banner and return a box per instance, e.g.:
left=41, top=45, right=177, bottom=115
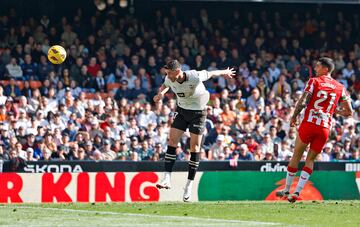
left=198, top=172, right=360, bottom=201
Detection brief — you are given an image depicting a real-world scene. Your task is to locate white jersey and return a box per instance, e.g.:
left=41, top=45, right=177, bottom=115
left=164, top=70, right=210, bottom=110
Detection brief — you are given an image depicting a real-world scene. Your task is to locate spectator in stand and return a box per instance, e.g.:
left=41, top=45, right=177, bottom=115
left=349, top=149, right=360, bottom=161
left=0, top=142, right=9, bottom=160
left=123, top=69, right=137, bottom=89
left=246, top=88, right=265, bottom=111
left=95, top=70, right=106, bottom=92
left=0, top=87, right=7, bottom=105
left=38, top=55, right=53, bottom=81
left=6, top=58, right=23, bottom=79
left=208, top=135, right=225, bottom=160
left=117, top=140, right=130, bottom=160
left=137, top=103, right=157, bottom=128
left=101, top=139, right=116, bottom=160
left=138, top=140, right=153, bottom=160
left=0, top=105, right=6, bottom=122
left=220, top=104, right=236, bottom=126
left=61, top=25, right=77, bottom=47
left=4, top=78, right=21, bottom=98
left=87, top=57, right=100, bottom=77
left=238, top=144, right=254, bottom=161
left=272, top=75, right=292, bottom=97
left=245, top=134, right=259, bottom=153
left=115, top=80, right=132, bottom=100
left=131, top=78, right=148, bottom=101
left=21, top=54, right=38, bottom=80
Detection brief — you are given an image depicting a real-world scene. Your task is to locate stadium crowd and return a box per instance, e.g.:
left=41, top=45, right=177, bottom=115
left=0, top=4, right=359, bottom=163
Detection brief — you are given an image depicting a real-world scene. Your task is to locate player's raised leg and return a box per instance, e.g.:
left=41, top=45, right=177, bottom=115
left=276, top=134, right=308, bottom=198
left=183, top=132, right=202, bottom=202
left=156, top=127, right=184, bottom=189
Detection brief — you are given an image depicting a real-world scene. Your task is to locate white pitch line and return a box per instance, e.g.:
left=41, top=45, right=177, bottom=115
left=10, top=205, right=280, bottom=226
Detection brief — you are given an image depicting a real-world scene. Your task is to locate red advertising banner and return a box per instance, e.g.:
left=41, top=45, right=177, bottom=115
left=0, top=172, right=197, bottom=203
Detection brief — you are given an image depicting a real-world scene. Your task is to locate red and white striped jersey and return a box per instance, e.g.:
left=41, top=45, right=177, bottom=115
left=301, top=75, right=350, bottom=129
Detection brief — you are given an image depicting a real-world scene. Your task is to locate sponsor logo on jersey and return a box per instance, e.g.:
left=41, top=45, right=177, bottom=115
left=320, top=83, right=336, bottom=89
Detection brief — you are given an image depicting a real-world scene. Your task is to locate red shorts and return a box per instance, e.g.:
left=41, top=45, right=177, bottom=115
left=298, top=122, right=330, bottom=153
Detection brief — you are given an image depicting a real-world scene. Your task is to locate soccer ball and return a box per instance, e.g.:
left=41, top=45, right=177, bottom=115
left=47, top=45, right=67, bottom=64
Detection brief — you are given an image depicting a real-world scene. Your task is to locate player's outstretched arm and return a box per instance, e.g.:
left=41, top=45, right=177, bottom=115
left=207, top=67, right=236, bottom=80
left=290, top=91, right=312, bottom=127
left=153, top=84, right=169, bottom=103
left=335, top=99, right=353, bottom=117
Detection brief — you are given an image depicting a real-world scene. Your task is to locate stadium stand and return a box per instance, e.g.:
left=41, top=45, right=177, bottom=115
left=0, top=2, right=359, bottom=162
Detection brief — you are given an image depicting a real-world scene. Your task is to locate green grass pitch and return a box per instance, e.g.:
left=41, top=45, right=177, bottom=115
left=1, top=201, right=360, bottom=226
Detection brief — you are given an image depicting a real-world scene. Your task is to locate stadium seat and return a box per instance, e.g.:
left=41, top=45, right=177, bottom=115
left=107, top=83, right=121, bottom=91
left=0, top=80, right=10, bottom=86
left=0, top=80, right=23, bottom=89
left=30, top=81, right=42, bottom=89
left=100, top=92, right=109, bottom=99
left=85, top=93, right=96, bottom=99
left=210, top=93, right=220, bottom=100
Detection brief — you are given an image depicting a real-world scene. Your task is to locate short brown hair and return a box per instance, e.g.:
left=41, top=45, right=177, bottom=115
left=318, top=57, right=335, bottom=73
left=164, top=60, right=181, bottom=71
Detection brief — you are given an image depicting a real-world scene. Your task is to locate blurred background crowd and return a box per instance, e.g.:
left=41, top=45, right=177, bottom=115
left=0, top=1, right=359, bottom=163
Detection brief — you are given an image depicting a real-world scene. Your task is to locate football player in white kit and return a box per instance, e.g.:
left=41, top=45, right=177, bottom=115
left=154, top=60, right=235, bottom=202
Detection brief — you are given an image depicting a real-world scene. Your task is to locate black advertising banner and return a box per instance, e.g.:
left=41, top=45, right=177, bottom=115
left=1, top=160, right=360, bottom=173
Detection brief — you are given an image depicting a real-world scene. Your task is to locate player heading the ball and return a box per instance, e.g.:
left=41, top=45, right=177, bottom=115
left=154, top=59, right=235, bottom=202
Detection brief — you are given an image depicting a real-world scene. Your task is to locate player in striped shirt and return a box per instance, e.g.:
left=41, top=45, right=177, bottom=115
left=277, top=57, right=353, bottom=202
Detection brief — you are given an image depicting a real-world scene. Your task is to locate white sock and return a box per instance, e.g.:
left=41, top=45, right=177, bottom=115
left=294, top=170, right=311, bottom=194
left=185, top=179, right=193, bottom=189
left=285, top=168, right=297, bottom=192
left=164, top=172, right=171, bottom=181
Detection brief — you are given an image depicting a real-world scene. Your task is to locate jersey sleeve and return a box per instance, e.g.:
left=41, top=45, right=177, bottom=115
left=303, top=78, right=315, bottom=94
left=339, top=87, right=350, bottom=103
left=197, top=70, right=211, bottom=82
left=185, top=70, right=210, bottom=83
